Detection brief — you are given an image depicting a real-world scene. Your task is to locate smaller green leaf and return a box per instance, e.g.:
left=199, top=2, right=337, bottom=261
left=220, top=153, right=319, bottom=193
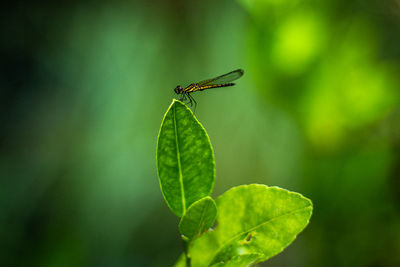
left=179, top=196, right=217, bottom=240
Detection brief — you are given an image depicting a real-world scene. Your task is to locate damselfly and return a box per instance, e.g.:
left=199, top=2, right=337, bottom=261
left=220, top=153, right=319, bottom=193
left=174, top=69, right=244, bottom=110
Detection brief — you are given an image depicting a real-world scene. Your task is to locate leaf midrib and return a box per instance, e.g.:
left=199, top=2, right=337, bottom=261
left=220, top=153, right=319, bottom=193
left=173, top=104, right=186, bottom=215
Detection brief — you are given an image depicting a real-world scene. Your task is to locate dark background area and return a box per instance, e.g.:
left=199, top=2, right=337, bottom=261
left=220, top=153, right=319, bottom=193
left=1, top=0, right=400, bottom=266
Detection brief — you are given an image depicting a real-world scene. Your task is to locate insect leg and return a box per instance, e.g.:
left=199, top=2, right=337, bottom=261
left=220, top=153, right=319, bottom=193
left=181, top=93, right=188, bottom=102
left=190, top=94, right=197, bottom=112
left=186, top=93, right=192, bottom=107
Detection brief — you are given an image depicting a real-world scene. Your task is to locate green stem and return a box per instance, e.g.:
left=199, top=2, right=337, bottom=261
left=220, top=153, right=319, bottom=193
left=183, top=236, right=191, bottom=267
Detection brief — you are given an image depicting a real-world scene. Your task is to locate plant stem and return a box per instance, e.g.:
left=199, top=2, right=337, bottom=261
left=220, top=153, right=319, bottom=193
left=183, top=237, right=191, bottom=267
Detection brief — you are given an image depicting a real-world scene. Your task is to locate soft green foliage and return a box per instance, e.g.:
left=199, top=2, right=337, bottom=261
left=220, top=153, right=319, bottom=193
left=157, top=100, right=215, bottom=217
left=179, top=196, right=217, bottom=240
left=158, top=100, right=312, bottom=267
left=188, top=185, right=312, bottom=266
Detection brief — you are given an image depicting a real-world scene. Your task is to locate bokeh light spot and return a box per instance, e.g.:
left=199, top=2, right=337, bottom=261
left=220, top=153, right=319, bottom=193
left=271, top=11, right=324, bottom=74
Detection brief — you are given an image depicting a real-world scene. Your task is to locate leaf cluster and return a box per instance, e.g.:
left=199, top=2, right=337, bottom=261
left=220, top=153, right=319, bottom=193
left=157, top=100, right=312, bottom=266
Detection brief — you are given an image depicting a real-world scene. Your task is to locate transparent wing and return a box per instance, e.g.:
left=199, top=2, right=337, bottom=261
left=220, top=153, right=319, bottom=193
left=197, top=69, right=244, bottom=86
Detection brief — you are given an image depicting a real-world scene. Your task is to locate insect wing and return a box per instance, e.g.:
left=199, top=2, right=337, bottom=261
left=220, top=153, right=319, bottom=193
left=197, top=69, right=244, bottom=86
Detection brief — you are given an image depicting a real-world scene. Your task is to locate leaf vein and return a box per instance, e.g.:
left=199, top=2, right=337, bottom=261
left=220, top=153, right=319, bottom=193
left=209, top=204, right=311, bottom=265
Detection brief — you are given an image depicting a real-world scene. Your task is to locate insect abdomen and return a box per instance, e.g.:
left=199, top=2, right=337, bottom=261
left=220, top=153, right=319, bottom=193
left=198, top=83, right=235, bottom=91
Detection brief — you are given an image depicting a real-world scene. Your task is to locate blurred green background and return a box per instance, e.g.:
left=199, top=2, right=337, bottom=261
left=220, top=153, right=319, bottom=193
left=1, top=0, right=400, bottom=266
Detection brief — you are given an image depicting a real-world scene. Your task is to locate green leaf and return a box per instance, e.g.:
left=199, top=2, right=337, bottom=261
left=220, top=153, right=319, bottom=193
left=156, top=99, right=215, bottom=217
left=189, top=184, right=313, bottom=266
left=210, top=254, right=261, bottom=267
left=179, top=196, right=217, bottom=240
left=173, top=253, right=260, bottom=267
